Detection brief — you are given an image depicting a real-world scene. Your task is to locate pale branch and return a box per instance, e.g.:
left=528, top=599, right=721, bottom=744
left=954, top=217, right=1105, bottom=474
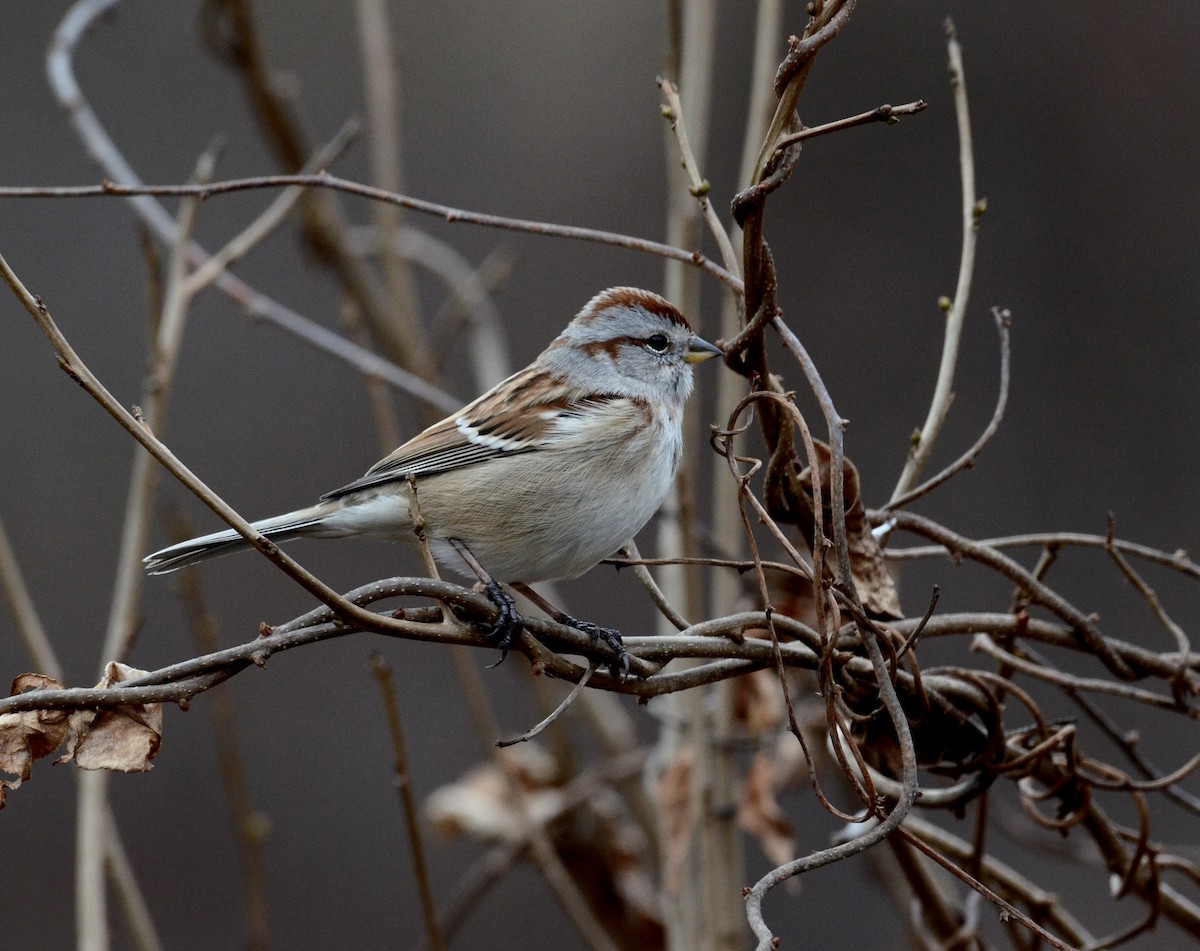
left=495, top=664, right=596, bottom=749
left=884, top=307, right=1012, bottom=510
left=657, top=76, right=742, bottom=279
left=0, top=513, right=62, bottom=680
left=46, top=0, right=460, bottom=414
left=346, top=225, right=513, bottom=389
left=889, top=19, right=984, bottom=502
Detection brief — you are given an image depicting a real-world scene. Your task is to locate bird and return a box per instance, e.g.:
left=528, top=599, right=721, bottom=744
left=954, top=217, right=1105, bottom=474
left=145, top=286, right=722, bottom=670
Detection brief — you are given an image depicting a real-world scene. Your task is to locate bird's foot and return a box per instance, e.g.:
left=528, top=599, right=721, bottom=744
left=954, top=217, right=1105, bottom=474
left=561, top=615, right=630, bottom=680
left=482, top=580, right=525, bottom=667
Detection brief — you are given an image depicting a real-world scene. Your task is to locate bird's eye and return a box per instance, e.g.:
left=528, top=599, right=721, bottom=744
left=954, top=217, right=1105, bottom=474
left=646, top=333, right=670, bottom=352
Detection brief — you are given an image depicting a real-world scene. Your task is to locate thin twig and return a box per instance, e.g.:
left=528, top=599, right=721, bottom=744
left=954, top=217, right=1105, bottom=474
left=895, top=827, right=1081, bottom=951
left=45, top=0, right=458, bottom=414
left=496, top=664, right=595, bottom=748
left=1103, top=514, right=1193, bottom=683
left=889, top=20, right=984, bottom=501
left=2, top=174, right=745, bottom=295
left=369, top=653, right=445, bottom=951
left=658, top=76, right=741, bottom=277
left=619, top=541, right=690, bottom=631
left=772, top=99, right=927, bottom=150
left=886, top=308, right=1011, bottom=510
left=0, top=514, right=62, bottom=680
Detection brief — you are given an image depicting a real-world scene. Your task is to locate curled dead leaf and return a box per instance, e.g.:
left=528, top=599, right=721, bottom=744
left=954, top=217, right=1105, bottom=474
left=427, top=744, right=663, bottom=946
left=57, top=662, right=162, bottom=773
left=656, top=747, right=695, bottom=896
left=795, top=443, right=903, bottom=620
left=426, top=742, right=562, bottom=841
left=732, top=668, right=787, bottom=736
left=737, top=753, right=795, bottom=867
left=0, top=673, right=70, bottom=807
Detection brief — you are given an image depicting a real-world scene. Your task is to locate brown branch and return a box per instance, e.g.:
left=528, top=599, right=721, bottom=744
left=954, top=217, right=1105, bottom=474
left=0, top=174, right=745, bottom=294
left=173, top=524, right=272, bottom=951
left=894, top=827, right=1080, bottom=951
left=369, top=653, right=445, bottom=951
left=880, top=509, right=1138, bottom=680
left=772, top=99, right=927, bottom=151
left=884, top=531, right=1200, bottom=581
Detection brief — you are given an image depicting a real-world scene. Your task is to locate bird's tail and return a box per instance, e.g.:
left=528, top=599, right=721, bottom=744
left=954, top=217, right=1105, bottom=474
left=143, top=502, right=338, bottom=575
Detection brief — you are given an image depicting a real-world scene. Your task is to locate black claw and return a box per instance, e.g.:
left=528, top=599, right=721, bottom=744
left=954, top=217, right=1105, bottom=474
left=482, top=580, right=524, bottom=667
left=564, top=615, right=630, bottom=680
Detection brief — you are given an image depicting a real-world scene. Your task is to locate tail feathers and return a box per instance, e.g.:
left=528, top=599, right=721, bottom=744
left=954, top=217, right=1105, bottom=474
left=143, top=505, right=332, bottom=575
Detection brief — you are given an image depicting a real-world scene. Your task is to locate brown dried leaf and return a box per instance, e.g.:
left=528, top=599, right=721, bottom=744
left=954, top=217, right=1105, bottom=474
left=563, top=787, right=664, bottom=948
left=0, top=674, right=70, bottom=806
left=737, top=753, right=795, bottom=867
left=731, top=668, right=787, bottom=736
left=797, top=443, right=902, bottom=619
left=57, top=662, right=162, bottom=773
left=426, top=743, right=562, bottom=841
left=656, top=747, right=695, bottom=895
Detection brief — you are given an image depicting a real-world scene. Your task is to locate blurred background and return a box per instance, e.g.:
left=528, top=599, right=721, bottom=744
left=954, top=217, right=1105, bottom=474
left=1, top=1, right=1197, bottom=948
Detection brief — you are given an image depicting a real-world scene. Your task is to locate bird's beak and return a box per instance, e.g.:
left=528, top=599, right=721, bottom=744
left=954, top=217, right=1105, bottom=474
left=684, top=335, right=723, bottom=364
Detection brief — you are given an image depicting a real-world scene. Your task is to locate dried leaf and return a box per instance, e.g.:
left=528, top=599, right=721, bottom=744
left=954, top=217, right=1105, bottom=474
left=57, top=662, right=162, bottom=773
left=656, top=747, right=695, bottom=895
left=796, top=443, right=903, bottom=619
left=731, top=668, right=787, bottom=736
left=0, top=674, right=70, bottom=806
left=737, top=753, right=795, bottom=867
left=426, top=743, right=562, bottom=841
left=427, top=744, right=663, bottom=947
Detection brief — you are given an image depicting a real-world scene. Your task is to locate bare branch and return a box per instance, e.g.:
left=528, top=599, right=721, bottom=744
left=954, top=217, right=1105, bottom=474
left=369, top=653, right=446, bottom=951
left=889, top=19, right=985, bottom=501
left=885, top=307, right=1012, bottom=510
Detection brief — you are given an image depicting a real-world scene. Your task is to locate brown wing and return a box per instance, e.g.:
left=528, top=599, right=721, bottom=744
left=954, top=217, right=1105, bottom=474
left=320, top=368, right=622, bottom=500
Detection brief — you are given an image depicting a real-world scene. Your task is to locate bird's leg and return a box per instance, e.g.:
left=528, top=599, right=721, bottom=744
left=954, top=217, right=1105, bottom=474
left=511, top=582, right=630, bottom=680
left=449, top=539, right=524, bottom=665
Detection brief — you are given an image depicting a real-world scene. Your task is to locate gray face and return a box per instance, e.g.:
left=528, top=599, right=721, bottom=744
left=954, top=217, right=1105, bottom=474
left=542, top=289, right=704, bottom=404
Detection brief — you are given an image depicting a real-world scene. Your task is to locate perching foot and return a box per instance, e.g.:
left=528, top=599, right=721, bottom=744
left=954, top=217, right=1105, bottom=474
left=562, top=615, right=630, bottom=680
left=482, top=580, right=525, bottom=667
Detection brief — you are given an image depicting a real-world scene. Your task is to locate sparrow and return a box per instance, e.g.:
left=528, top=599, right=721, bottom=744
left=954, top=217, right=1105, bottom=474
left=145, top=286, right=722, bottom=670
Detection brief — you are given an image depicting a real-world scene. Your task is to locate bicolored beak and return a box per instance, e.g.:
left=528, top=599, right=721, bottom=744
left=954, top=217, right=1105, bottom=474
left=685, top=335, right=724, bottom=364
